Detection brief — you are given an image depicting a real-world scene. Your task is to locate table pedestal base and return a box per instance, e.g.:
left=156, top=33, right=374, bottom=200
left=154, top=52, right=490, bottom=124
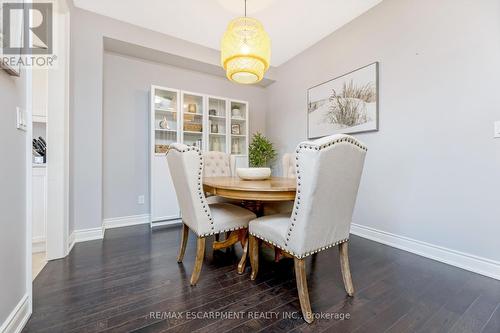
left=212, top=229, right=248, bottom=274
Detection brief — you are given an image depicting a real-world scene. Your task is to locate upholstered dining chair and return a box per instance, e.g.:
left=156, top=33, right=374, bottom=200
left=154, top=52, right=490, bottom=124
left=203, top=151, right=236, bottom=206
left=167, top=143, right=256, bottom=285
left=262, top=152, right=296, bottom=216
left=202, top=151, right=236, bottom=178
left=248, top=134, right=367, bottom=323
left=281, top=152, right=297, bottom=178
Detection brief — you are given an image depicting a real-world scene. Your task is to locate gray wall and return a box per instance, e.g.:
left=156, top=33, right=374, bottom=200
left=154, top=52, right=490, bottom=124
left=70, top=6, right=268, bottom=230
left=266, top=0, right=500, bottom=261
left=103, top=52, right=267, bottom=219
left=0, top=70, right=27, bottom=324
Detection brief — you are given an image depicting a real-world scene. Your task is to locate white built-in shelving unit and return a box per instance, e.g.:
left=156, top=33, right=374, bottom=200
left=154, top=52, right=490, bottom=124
left=150, top=85, right=249, bottom=226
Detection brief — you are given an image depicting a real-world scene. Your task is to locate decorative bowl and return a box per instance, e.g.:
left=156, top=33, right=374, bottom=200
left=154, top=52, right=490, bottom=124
left=236, top=167, right=271, bottom=180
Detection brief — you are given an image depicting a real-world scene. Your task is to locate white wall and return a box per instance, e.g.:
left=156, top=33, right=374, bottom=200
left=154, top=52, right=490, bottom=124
left=0, top=70, right=28, bottom=327
left=72, top=0, right=500, bottom=271
left=266, top=0, right=500, bottom=262
left=102, top=52, right=267, bottom=219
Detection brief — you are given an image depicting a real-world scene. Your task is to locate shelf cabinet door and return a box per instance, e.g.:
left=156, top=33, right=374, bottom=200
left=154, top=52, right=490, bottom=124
left=181, top=92, right=204, bottom=149
left=150, top=86, right=181, bottom=223
left=207, top=97, right=228, bottom=153
left=229, top=100, right=248, bottom=156
left=152, top=87, right=179, bottom=152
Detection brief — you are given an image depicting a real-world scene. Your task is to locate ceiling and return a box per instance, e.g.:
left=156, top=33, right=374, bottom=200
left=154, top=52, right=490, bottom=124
left=73, top=0, right=382, bottom=66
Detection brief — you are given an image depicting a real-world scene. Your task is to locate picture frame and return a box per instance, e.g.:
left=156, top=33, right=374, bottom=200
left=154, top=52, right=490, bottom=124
left=307, top=62, right=379, bottom=139
left=231, top=124, right=240, bottom=135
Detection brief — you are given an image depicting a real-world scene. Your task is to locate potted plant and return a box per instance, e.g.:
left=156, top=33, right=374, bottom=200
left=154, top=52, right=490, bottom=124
left=237, top=132, right=277, bottom=180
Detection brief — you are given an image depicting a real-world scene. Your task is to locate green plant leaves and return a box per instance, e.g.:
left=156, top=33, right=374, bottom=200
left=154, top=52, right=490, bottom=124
left=248, top=132, right=277, bottom=168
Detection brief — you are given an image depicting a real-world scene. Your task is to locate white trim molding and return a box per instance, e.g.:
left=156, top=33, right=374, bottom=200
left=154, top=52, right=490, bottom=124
left=67, top=231, right=76, bottom=255
left=351, top=223, right=500, bottom=281
left=151, top=218, right=182, bottom=229
left=32, top=236, right=46, bottom=253
left=73, top=227, right=104, bottom=243
left=0, top=294, right=31, bottom=333
left=103, top=214, right=150, bottom=230
left=66, top=215, right=151, bottom=255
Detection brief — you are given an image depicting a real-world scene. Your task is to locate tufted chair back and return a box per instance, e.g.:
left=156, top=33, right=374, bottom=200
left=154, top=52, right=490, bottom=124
left=167, top=143, right=214, bottom=236
left=203, top=151, right=235, bottom=177
left=286, top=134, right=367, bottom=258
left=282, top=153, right=297, bottom=178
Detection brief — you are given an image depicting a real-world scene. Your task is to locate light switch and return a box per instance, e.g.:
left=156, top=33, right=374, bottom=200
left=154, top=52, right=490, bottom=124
left=495, top=121, right=500, bottom=138
left=16, top=107, right=27, bottom=131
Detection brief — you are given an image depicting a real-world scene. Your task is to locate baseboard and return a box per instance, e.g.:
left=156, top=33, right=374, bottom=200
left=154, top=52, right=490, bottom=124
left=151, top=218, right=182, bottom=229
left=68, top=215, right=150, bottom=249
left=73, top=226, right=104, bottom=243
left=0, top=294, right=31, bottom=333
left=67, top=231, right=75, bottom=255
left=351, top=223, right=500, bottom=281
left=103, top=214, right=150, bottom=230
left=31, top=236, right=45, bottom=253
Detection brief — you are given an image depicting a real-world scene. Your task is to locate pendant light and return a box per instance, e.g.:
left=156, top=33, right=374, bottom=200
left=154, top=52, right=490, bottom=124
left=221, top=0, right=271, bottom=84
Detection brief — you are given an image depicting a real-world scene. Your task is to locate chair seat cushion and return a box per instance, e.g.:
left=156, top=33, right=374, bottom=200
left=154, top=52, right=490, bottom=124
left=249, top=213, right=290, bottom=250
left=209, top=203, right=256, bottom=234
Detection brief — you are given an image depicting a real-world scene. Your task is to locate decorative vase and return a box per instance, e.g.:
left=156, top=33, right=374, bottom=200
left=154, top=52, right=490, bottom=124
left=159, top=116, right=169, bottom=129
left=232, top=140, right=239, bottom=154
left=213, top=138, right=220, bottom=152
left=232, top=108, right=241, bottom=118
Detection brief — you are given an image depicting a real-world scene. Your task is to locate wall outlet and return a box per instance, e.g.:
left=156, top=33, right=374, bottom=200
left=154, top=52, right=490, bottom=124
left=495, top=121, right=500, bottom=138
left=138, top=195, right=145, bottom=204
left=16, top=107, right=27, bottom=131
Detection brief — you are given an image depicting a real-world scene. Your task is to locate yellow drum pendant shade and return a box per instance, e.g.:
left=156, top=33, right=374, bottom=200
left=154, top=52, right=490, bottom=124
left=221, top=17, right=271, bottom=84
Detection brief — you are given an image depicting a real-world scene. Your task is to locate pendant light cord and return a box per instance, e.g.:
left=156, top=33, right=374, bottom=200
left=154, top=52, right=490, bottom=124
left=244, top=0, right=247, bottom=17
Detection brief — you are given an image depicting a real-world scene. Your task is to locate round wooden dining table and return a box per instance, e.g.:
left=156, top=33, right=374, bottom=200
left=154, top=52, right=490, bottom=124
left=204, top=176, right=297, bottom=268
left=203, top=176, right=297, bottom=203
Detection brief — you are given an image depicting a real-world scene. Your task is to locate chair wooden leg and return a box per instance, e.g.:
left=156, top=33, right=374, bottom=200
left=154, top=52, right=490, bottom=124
left=339, top=242, right=354, bottom=296
left=249, top=235, right=259, bottom=280
left=294, top=258, right=313, bottom=323
left=177, top=224, right=189, bottom=263
left=237, top=237, right=249, bottom=274
left=190, top=237, right=206, bottom=286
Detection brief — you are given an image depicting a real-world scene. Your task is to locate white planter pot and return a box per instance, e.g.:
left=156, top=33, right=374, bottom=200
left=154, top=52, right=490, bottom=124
left=236, top=167, right=271, bottom=181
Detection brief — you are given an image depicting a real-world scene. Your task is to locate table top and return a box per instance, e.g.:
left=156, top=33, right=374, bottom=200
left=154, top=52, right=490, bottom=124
left=203, top=176, right=297, bottom=201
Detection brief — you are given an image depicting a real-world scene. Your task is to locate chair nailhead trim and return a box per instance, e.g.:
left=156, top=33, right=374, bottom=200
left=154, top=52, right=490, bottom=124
left=250, top=232, right=349, bottom=259
left=168, top=144, right=215, bottom=232
left=199, top=225, right=247, bottom=237
left=286, top=135, right=366, bottom=248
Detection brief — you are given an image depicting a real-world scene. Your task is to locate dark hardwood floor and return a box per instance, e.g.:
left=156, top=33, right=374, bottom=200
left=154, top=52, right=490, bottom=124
left=24, top=224, right=500, bottom=333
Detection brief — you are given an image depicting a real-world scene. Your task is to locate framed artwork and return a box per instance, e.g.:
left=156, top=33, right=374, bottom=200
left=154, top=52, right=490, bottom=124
left=231, top=124, right=240, bottom=135
left=307, top=62, right=378, bottom=139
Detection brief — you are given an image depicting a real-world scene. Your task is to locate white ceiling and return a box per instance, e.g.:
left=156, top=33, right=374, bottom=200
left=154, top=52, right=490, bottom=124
left=73, top=0, right=382, bottom=66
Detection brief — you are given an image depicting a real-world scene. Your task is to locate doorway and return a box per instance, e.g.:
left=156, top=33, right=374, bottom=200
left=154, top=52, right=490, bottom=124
left=31, top=68, right=49, bottom=280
